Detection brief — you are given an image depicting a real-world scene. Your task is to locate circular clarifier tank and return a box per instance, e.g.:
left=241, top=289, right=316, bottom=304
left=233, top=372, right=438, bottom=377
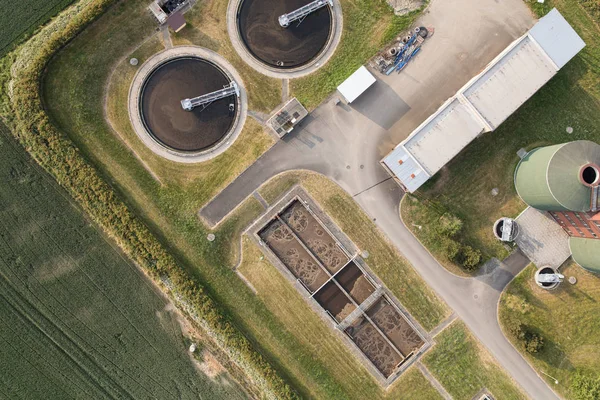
left=237, top=0, right=332, bottom=69
left=140, top=57, right=238, bottom=153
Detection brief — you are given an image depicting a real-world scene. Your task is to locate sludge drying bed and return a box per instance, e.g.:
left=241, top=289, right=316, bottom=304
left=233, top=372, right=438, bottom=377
left=253, top=191, right=427, bottom=384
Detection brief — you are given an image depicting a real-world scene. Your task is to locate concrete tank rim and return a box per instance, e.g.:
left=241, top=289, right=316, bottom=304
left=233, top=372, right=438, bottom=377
left=226, top=0, right=344, bottom=79
left=128, top=45, right=248, bottom=164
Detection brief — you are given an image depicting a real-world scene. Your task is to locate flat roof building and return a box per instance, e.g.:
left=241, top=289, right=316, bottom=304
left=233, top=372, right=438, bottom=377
left=382, top=8, right=585, bottom=192
left=337, top=66, right=376, bottom=103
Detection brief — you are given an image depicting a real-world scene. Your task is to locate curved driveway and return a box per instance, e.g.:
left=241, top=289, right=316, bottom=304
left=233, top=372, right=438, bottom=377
left=200, top=0, right=560, bottom=398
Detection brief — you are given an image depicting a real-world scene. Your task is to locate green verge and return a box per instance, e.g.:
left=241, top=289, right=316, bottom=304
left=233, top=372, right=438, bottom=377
left=238, top=236, right=442, bottom=399
left=0, top=0, right=296, bottom=398
left=499, top=263, right=600, bottom=399
left=291, top=0, right=425, bottom=109
left=401, top=0, right=600, bottom=264
left=0, top=122, right=246, bottom=399
left=423, top=321, right=526, bottom=400
left=258, top=171, right=449, bottom=331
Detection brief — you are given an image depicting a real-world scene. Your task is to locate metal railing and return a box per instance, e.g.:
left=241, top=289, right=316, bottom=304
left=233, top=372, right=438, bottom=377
left=278, top=0, right=333, bottom=28
left=181, top=81, right=239, bottom=111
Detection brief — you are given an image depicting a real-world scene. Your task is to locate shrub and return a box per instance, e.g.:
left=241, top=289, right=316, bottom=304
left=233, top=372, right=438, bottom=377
left=506, top=317, right=544, bottom=353
left=440, top=236, right=460, bottom=260
left=571, top=371, right=600, bottom=400
left=524, top=333, right=544, bottom=353
left=435, top=213, right=463, bottom=237
left=456, top=245, right=482, bottom=271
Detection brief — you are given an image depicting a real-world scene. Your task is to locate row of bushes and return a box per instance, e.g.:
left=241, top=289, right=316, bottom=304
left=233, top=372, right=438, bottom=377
left=2, top=1, right=297, bottom=398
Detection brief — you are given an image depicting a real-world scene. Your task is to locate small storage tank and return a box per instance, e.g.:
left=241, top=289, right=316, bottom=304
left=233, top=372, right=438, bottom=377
left=534, top=266, right=564, bottom=290
left=493, top=217, right=518, bottom=242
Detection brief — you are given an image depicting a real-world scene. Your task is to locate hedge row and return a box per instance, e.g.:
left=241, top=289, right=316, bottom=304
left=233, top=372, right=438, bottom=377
left=4, top=1, right=298, bottom=398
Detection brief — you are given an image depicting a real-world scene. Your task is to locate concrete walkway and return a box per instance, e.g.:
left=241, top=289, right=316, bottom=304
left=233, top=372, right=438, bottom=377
left=200, top=0, right=560, bottom=398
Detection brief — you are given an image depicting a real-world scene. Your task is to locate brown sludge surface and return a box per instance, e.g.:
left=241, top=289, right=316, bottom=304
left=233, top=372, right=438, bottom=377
left=281, top=200, right=348, bottom=274
left=259, top=219, right=329, bottom=292
left=367, top=298, right=424, bottom=357
left=237, top=0, right=332, bottom=68
left=140, top=57, right=237, bottom=152
left=313, top=280, right=356, bottom=322
left=346, top=316, right=403, bottom=378
left=335, top=261, right=375, bottom=304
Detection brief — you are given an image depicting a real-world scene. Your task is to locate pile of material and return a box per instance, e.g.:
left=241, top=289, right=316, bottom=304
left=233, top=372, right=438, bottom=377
left=370, top=26, right=432, bottom=75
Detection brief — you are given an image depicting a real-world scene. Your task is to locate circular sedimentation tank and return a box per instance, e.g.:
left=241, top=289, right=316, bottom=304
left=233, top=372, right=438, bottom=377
left=139, top=57, right=239, bottom=153
left=237, top=0, right=333, bottom=69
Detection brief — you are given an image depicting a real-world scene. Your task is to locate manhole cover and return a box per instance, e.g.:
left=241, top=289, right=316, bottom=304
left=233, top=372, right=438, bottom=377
left=346, top=165, right=351, bottom=169
left=360, top=165, right=364, bottom=169
left=568, top=276, right=577, bottom=284
left=130, top=58, right=139, bottom=66
left=207, top=233, right=216, bottom=242
left=473, top=294, right=479, bottom=299
left=566, top=126, right=573, bottom=134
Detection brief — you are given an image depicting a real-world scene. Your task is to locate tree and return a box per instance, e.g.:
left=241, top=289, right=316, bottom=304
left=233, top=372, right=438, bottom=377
left=524, top=333, right=544, bottom=353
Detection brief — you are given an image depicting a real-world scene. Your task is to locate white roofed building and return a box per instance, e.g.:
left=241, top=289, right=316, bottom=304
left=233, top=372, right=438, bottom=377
left=337, top=66, right=377, bottom=103
left=382, top=8, right=585, bottom=193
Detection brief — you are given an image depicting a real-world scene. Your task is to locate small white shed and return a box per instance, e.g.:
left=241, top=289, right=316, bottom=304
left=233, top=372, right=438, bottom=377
left=337, top=66, right=376, bottom=103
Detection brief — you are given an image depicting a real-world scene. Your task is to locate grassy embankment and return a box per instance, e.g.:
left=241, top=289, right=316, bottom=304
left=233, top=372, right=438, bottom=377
left=39, top=0, right=447, bottom=398
left=258, top=171, right=449, bottom=331
left=422, top=321, right=526, bottom=400
left=0, top=0, right=74, bottom=57
left=239, top=238, right=443, bottom=400
left=401, top=0, right=600, bottom=267
left=291, top=0, right=424, bottom=109
left=0, top=122, right=246, bottom=399
left=499, top=263, right=600, bottom=398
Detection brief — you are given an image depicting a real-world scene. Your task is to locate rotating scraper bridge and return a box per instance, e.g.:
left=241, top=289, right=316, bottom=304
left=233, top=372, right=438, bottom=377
left=278, top=0, right=333, bottom=27
left=181, top=82, right=240, bottom=111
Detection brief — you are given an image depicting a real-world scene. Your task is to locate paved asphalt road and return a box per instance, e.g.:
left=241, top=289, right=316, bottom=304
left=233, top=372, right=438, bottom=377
left=200, top=0, right=561, bottom=398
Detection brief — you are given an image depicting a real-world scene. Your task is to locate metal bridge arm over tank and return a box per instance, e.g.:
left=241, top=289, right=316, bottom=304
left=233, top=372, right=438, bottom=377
left=278, top=0, right=333, bottom=28
left=181, top=81, right=240, bottom=111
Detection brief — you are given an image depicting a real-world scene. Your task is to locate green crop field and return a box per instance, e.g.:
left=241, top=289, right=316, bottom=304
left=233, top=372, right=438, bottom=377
left=0, top=0, right=74, bottom=56
left=0, top=123, right=246, bottom=399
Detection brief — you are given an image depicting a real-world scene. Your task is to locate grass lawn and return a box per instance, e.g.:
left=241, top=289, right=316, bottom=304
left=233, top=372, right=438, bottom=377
left=499, top=263, right=600, bottom=399
left=0, top=0, right=74, bottom=57
left=37, top=0, right=446, bottom=398
left=31, top=0, right=446, bottom=396
left=0, top=122, right=246, bottom=399
left=291, top=0, right=423, bottom=109
left=238, top=237, right=443, bottom=400
left=423, top=321, right=526, bottom=400
left=401, top=0, right=600, bottom=265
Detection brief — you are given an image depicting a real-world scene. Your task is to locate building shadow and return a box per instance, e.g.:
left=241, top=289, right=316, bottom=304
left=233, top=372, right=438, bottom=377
left=350, top=79, right=411, bottom=130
